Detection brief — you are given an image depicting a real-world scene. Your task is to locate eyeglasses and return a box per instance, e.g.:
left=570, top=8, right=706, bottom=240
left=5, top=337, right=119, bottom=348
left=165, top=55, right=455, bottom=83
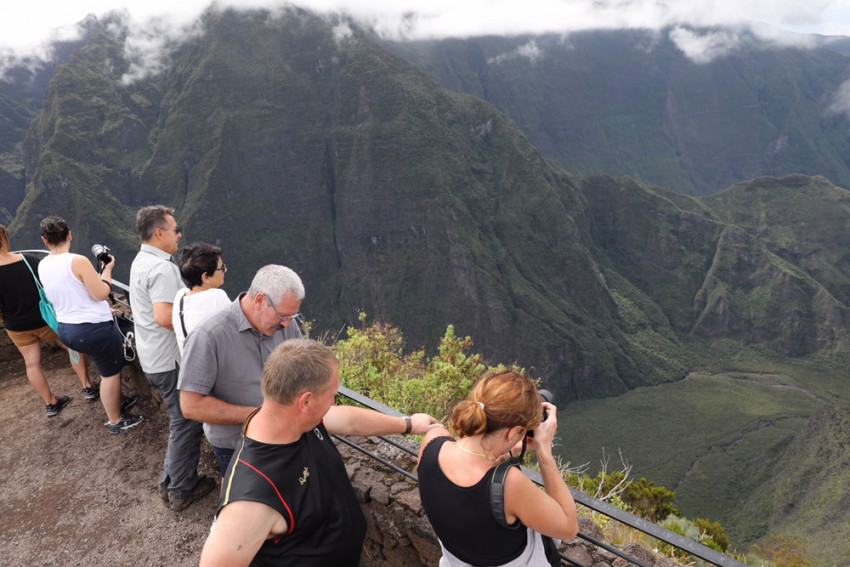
left=215, top=262, right=227, bottom=272
left=266, top=297, right=301, bottom=324
left=159, top=225, right=182, bottom=234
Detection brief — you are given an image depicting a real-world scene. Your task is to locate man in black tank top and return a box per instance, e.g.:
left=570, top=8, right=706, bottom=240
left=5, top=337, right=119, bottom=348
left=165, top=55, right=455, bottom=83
left=198, top=339, right=438, bottom=567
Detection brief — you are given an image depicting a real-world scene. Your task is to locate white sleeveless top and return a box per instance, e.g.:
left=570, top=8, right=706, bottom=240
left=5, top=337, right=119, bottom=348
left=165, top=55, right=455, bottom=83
left=38, top=253, right=113, bottom=324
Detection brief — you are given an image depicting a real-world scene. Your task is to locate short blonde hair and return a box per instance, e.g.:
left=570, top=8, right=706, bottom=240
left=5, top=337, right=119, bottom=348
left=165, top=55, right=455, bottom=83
left=262, top=339, right=337, bottom=404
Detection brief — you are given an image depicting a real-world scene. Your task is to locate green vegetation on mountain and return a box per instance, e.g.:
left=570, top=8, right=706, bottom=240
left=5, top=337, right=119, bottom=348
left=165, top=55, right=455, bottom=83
left=384, top=30, right=850, bottom=196
left=3, top=9, right=850, bottom=563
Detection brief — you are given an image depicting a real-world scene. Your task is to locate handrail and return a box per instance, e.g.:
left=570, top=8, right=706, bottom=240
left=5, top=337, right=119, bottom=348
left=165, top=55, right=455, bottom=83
left=335, top=385, right=747, bottom=567
left=16, top=245, right=743, bottom=565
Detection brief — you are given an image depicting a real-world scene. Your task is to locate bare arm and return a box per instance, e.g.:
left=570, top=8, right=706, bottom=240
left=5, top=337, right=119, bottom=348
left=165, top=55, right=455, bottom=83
left=504, top=402, right=578, bottom=540
left=72, top=255, right=113, bottom=302
left=153, top=302, right=174, bottom=330
left=199, top=501, right=286, bottom=567
left=323, top=405, right=437, bottom=437
left=180, top=390, right=257, bottom=425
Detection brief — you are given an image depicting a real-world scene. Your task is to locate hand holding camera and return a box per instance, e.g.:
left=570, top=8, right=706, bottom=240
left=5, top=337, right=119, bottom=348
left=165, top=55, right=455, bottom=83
left=92, top=244, right=112, bottom=265
left=528, top=388, right=557, bottom=449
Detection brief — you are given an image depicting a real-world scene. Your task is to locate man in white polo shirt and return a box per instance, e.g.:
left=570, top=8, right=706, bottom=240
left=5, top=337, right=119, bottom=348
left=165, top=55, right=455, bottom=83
left=130, top=205, right=214, bottom=512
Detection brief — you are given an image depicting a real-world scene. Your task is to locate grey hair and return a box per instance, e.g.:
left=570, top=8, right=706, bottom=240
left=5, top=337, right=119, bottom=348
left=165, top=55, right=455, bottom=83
left=247, top=265, right=305, bottom=304
left=136, top=205, right=175, bottom=241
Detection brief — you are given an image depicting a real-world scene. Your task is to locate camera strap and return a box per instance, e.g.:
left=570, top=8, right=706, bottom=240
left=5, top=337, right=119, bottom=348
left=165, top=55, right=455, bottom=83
left=178, top=292, right=188, bottom=338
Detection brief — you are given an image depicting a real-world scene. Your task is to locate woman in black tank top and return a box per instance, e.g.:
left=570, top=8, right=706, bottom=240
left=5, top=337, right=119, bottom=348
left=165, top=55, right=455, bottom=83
left=417, top=369, right=579, bottom=566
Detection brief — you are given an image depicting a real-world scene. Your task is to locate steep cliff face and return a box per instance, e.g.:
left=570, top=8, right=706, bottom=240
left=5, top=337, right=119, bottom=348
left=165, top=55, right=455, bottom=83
left=9, top=8, right=850, bottom=400
left=384, top=30, right=850, bottom=196
left=581, top=174, right=850, bottom=363
left=9, top=9, right=655, bottom=399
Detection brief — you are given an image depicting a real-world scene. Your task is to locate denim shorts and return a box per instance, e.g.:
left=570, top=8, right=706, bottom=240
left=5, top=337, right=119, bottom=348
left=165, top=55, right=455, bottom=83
left=58, top=320, right=126, bottom=377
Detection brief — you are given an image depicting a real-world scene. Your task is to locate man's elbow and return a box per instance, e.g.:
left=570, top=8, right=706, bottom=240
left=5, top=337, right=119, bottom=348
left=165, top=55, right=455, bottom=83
left=180, top=391, right=200, bottom=421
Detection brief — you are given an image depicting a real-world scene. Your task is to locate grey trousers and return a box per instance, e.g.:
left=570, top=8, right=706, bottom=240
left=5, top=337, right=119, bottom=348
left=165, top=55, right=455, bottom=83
left=145, top=366, right=204, bottom=499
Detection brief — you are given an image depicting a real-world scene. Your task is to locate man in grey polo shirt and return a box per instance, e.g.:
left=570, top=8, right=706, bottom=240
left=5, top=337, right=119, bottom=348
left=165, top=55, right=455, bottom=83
left=130, top=205, right=214, bottom=511
left=179, top=264, right=304, bottom=475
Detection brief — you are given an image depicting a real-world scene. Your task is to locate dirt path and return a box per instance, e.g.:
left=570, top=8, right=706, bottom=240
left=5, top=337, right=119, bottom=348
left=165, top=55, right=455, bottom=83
left=0, top=346, right=220, bottom=566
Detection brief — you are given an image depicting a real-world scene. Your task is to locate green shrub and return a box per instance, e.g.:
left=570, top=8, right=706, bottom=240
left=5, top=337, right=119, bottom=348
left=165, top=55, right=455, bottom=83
left=623, top=477, right=679, bottom=523
left=333, top=312, right=499, bottom=420
left=750, top=535, right=814, bottom=567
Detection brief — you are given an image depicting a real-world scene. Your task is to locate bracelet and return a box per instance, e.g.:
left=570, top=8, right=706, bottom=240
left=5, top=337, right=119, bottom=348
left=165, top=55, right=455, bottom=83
left=102, top=278, right=112, bottom=284
left=403, top=416, right=412, bottom=435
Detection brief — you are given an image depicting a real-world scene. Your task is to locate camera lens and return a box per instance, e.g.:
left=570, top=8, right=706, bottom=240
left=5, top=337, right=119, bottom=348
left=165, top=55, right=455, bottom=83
left=91, top=244, right=112, bottom=265
left=528, top=388, right=554, bottom=437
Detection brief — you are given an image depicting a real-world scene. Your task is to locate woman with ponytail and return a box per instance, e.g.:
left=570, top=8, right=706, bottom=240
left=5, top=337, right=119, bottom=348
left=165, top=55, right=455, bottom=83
left=417, top=369, right=578, bottom=566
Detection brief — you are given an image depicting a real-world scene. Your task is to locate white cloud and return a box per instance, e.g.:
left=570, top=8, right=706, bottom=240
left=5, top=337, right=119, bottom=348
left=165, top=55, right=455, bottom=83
left=489, top=40, right=544, bottom=65
left=668, top=27, right=745, bottom=64
left=1, top=0, right=848, bottom=78
left=828, top=79, right=850, bottom=118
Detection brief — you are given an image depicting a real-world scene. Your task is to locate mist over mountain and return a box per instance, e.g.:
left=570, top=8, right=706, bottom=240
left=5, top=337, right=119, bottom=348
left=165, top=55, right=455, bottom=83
left=3, top=6, right=850, bottom=561
left=3, top=7, right=850, bottom=401
left=382, top=29, right=850, bottom=196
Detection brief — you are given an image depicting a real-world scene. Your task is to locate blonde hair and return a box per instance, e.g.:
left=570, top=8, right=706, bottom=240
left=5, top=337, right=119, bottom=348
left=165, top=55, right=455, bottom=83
left=450, top=369, right=543, bottom=437
left=262, top=339, right=337, bottom=404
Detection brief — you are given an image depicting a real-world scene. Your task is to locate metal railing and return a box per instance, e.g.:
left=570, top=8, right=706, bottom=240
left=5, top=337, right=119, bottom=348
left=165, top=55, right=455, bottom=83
left=19, top=247, right=744, bottom=566
left=336, top=385, right=747, bottom=567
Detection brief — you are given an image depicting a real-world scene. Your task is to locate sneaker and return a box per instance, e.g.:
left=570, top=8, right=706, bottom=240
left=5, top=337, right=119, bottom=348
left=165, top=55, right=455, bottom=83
left=106, top=413, right=144, bottom=434
left=82, top=384, right=100, bottom=401
left=121, top=394, right=138, bottom=412
left=46, top=395, right=71, bottom=418
left=170, top=475, right=216, bottom=512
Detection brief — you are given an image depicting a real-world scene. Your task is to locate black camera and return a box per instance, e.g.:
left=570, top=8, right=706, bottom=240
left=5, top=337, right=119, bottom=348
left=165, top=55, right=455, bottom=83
left=528, top=388, right=554, bottom=437
left=91, top=244, right=112, bottom=265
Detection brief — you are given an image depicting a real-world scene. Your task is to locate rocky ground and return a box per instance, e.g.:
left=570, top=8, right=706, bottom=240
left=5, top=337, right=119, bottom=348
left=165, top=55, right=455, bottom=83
left=0, top=344, right=220, bottom=566
left=0, top=339, right=688, bottom=567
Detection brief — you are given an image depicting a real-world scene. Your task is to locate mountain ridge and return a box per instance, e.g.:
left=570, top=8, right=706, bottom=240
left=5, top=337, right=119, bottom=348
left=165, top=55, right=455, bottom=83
left=4, top=12, right=850, bottom=560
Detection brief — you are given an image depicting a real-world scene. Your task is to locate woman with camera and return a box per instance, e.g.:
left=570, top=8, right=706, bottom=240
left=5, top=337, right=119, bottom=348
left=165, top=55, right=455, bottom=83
left=417, top=369, right=578, bottom=567
left=37, top=216, right=143, bottom=434
left=172, top=242, right=230, bottom=355
left=0, top=225, right=97, bottom=418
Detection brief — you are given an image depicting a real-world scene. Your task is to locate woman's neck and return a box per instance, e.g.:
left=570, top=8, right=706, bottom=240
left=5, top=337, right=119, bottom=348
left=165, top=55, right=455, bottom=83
left=456, top=436, right=505, bottom=463
left=48, top=241, right=71, bottom=254
left=0, top=251, right=21, bottom=265
left=187, top=283, right=213, bottom=295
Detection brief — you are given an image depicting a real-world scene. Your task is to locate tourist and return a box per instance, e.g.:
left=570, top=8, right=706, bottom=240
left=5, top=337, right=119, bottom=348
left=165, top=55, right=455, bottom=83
left=38, top=216, right=142, bottom=433
left=130, top=205, right=214, bottom=511
left=199, top=339, right=438, bottom=566
left=179, top=264, right=304, bottom=475
left=417, top=369, right=578, bottom=566
left=0, top=224, right=97, bottom=417
left=172, top=242, right=230, bottom=355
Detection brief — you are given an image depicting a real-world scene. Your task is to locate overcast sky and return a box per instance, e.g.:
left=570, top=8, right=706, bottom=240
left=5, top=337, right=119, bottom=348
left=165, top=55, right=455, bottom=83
left=2, top=0, right=850, bottom=78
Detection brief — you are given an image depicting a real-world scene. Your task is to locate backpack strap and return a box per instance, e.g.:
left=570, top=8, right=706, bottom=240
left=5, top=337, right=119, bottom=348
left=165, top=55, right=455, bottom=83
left=490, top=459, right=523, bottom=530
